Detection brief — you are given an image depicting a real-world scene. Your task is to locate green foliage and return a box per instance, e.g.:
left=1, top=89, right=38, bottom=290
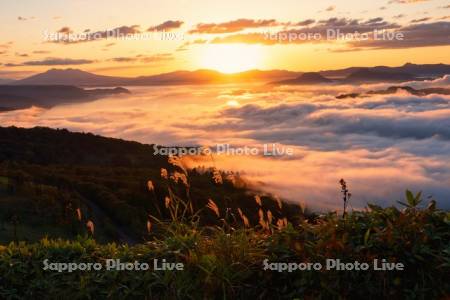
left=0, top=203, right=448, bottom=299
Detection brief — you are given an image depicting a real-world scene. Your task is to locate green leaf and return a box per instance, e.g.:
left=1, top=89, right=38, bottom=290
left=367, top=203, right=382, bottom=211
left=364, top=228, right=371, bottom=245
left=406, top=190, right=414, bottom=206
left=413, top=191, right=422, bottom=206
left=397, top=201, right=410, bottom=208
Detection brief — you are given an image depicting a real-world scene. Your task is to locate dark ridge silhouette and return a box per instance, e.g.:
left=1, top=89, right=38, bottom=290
left=13, top=68, right=131, bottom=86
left=336, top=85, right=450, bottom=99
left=0, top=85, right=129, bottom=111
left=344, top=69, right=417, bottom=83
left=12, top=68, right=300, bottom=86
left=271, top=72, right=333, bottom=85
left=319, top=63, right=450, bottom=78
left=0, top=78, right=16, bottom=85
left=7, top=63, right=449, bottom=87
left=0, top=126, right=300, bottom=243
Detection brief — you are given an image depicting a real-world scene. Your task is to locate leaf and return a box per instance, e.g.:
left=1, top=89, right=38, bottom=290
left=364, top=228, right=371, bottom=245
left=406, top=190, right=414, bottom=206
left=414, top=191, right=422, bottom=206
left=367, top=203, right=382, bottom=211
left=397, top=201, right=410, bottom=208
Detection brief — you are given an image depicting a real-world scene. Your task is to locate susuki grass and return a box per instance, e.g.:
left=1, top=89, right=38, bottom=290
left=0, top=156, right=449, bottom=299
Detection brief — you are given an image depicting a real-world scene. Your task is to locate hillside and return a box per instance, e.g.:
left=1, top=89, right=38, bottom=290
left=271, top=72, right=332, bottom=85
left=0, top=78, right=15, bottom=85
left=0, top=126, right=298, bottom=243
left=344, top=69, right=417, bottom=83
left=319, top=63, right=450, bottom=78
left=336, top=85, right=450, bottom=99
left=14, top=69, right=132, bottom=86
left=0, top=85, right=129, bottom=111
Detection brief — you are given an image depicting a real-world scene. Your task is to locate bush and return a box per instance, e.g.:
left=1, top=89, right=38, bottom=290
left=0, top=203, right=448, bottom=299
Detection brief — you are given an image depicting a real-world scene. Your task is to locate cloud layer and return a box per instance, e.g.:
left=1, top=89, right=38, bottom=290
left=0, top=80, right=449, bottom=210
left=5, top=58, right=94, bottom=67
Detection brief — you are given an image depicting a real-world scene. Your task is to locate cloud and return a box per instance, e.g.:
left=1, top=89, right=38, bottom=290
left=389, top=0, right=430, bottom=3
left=0, top=69, right=35, bottom=78
left=178, top=88, right=450, bottom=151
left=348, top=21, right=450, bottom=49
left=109, top=53, right=173, bottom=63
left=211, top=17, right=399, bottom=45
left=147, top=20, right=184, bottom=31
left=394, top=75, right=450, bottom=89
left=51, top=25, right=141, bottom=44
left=187, top=18, right=448, bottom=51
left=176, top=38, right=210, bottom=51
left=5, top=58, right=94, bottom=67
left=32, top=50, right=52, bottom=54
left=18, top=16, right=35, bottom=21
left=57, top=26, right=73, bottom=34
left=109, top=57, right=137, bottom=62
left=139, top=53, right=173, bottom=63
left=189, top=18, right=279, bottom=34
left=325, top=5, right=336, bottom=11
left=295, top=19, right=316, bottom=26
left=411, top=17, right=431, bottom=23
left=0, top=42, right=13, bottom=49
left=1, top=85, right=449, bottom=210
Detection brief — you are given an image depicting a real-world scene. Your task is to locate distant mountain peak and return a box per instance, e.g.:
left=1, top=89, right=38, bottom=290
left=11, top=63, right=450, bottom=87
left=345, top=69, right=416, bottom=82
left=271, top=72, right=332, bottom=85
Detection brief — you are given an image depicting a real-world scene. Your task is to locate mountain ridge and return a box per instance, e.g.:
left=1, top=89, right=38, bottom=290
left=0, top=85, right=129, bottom=111
left=3, top=63, right=449, bottom=86
left=271, top=72, right=332, bottom=85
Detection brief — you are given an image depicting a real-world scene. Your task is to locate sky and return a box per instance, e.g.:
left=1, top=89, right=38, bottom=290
left=1, top=0, right=450, bottom=78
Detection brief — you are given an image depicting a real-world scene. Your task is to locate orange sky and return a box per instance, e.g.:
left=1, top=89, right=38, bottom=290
left=1, top=0, right=449, bottom=78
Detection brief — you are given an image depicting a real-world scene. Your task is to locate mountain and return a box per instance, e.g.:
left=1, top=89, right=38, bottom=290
left=14, top=68, right=131, bottom=86
left=129, top=69, right=226, bottom=85
left=344, top=69, right=417, bottom=83
left=336, top=85, right=450, bottom=99
left=271, top=72, right=332, bottom=85
left=230, top=69, right=301, bottom=82
left=12, top=63, right=450, bottom=87
left=0, top=78, right=15, bottom=85
left=0, top=85, right=129, bottom=111
left=393, top=63, right=450, bottom=77
left=0, top=126, right=298, bottom=243
left=320, top=63, right=450, bottom=78
left=14, top=68, right=300, bottom=87
left=368, top=86, right=450, bottom=96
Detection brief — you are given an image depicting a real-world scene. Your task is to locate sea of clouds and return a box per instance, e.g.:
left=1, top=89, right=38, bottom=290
left=1, top=77, right=449, bottom=210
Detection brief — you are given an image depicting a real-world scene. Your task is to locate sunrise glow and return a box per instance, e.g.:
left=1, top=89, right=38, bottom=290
left=198, top=44, right=264, bottom=73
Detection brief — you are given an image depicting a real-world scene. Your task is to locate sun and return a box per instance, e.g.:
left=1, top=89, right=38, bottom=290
left=199, top=44, right=263, bottom=73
